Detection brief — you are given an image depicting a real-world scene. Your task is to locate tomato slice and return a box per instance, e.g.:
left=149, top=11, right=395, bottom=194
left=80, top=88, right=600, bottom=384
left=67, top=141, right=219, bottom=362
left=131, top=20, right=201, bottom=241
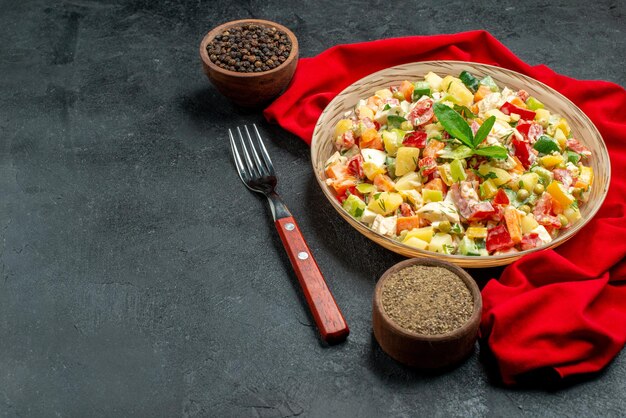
left=402, top=131, right=427, bottom=148
left=418, top=156, right=437, bottom=176
left=407, top=98, right=434, bottom=126
left=347, top=154, right=364, bottom=179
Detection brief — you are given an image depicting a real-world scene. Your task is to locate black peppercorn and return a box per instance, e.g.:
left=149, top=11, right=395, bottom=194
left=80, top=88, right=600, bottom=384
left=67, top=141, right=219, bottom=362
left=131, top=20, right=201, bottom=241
left=207, top=23, right=292, bottom=73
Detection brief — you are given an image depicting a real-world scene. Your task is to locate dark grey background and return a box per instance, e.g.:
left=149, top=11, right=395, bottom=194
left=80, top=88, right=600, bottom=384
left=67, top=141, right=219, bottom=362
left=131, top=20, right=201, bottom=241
left=1, top=0, right=625, bottom=416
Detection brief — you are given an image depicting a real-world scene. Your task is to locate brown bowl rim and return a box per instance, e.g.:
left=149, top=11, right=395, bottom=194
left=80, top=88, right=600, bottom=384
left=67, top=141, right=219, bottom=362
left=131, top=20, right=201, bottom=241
left=311, top=60, right=611, bottom=268
left=374, top=258, right=482, bottom=342
left=199, top=18, right=299, bottom=78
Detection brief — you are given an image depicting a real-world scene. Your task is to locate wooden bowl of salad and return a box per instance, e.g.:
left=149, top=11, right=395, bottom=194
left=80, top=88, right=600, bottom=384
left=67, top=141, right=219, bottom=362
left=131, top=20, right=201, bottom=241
left=311, top=61, right=610, bottom=268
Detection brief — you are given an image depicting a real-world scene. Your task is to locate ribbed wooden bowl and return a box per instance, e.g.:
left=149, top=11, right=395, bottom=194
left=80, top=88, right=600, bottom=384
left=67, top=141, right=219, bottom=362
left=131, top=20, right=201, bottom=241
left=311, top=61, right=610, bottom=268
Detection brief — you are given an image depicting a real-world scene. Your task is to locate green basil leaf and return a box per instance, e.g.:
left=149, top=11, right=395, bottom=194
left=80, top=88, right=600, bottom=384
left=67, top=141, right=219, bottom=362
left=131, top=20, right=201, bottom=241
left=473, top=146, right=508, bottom=160
left=473, top=116, right=496, bottom=147
left=453, top=104, right=476, bottom=119
left=433, top=102, right=474, bottom=148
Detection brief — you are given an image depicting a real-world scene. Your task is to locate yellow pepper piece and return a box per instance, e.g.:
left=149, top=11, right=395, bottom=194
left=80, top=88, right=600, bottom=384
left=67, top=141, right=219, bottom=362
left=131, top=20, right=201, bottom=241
left=479, top=179, right=498, bottom=199
left=556, top=118, right=571, bottom=136
left=547, top=181, right=575, bottom=207
left=357, top=106, right=374, bottom=120
left=334, top=119, right=353, bottom=137
left=575, top=166, right=594, bottom=189
left=466, top=227, right=488, bottom=239
left=404, top=226, right=434, bottom=243
left=540, top=154, right=564, bottom=168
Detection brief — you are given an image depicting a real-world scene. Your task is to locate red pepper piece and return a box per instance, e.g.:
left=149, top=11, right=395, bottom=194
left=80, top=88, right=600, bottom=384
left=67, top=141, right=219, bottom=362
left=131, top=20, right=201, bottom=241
left=486, top=225, right=515, bottom=253
left=492, top=188, right=510, bottom=205
left=512, top=138, right=534, bottom=168
left=500, top=102, right=536, bottom=121
left=402, top=131, right=427, bottom=148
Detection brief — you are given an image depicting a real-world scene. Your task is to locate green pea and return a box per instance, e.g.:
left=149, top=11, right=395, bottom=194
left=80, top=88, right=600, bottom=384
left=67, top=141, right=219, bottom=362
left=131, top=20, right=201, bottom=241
left=438, top=221, right=451, bottom=233
left=517, top=189, right=530, bottom=201
left=533, top=184, right=545, bottom=195
left=519, top=205, right=531, bottom=214
left=393, top=91, right=405, bottom=101
left=558, top=214, right=569, bottom=227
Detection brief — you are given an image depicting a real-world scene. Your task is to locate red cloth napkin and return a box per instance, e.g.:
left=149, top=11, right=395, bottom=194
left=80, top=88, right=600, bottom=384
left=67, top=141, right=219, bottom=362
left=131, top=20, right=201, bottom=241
left=264, top=30, right=626, bottom=385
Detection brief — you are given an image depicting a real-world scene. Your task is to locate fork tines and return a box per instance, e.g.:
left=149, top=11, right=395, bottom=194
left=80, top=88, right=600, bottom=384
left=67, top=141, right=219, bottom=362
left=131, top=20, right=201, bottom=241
left=229, top=124, right=275, bottom=181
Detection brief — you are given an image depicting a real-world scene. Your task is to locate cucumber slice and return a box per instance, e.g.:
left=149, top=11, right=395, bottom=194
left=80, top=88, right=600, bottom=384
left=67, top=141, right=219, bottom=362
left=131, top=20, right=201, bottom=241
left=525, top=96, right=545, bottom=111
left=412, top=81, right=431, bottom=101
left=459, top=71, right=479, bottom=93
left=342, top=194, right=366, bottom=219
left=355, top=183, right=375, bottom=194
left=450, top=159, right=467, bottom=182
left=459, top=236, right=481, bottom=256
left=385, top=156, right=396, bottom=178
left=479, top=75, right=499, bottom=92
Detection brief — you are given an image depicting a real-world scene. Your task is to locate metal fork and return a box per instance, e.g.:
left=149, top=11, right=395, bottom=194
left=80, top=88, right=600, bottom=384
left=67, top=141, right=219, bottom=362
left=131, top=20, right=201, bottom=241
left=229, top=124, right=349, bottom=344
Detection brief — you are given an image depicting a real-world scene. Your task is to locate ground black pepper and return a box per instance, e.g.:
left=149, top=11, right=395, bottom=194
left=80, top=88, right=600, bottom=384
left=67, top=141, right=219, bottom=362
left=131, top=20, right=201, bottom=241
left=207, top=24, right=292, bottom=73
left=381, top=266, right=473, bottom=335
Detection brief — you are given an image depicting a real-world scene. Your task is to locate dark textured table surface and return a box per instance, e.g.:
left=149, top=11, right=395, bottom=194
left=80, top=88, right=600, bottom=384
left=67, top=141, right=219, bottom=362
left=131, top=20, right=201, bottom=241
left=2, top=0, right=625, bottom=416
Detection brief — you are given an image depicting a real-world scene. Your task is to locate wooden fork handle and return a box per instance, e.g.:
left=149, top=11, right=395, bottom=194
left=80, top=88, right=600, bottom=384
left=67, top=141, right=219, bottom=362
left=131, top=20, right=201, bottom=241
left=275, top=217, right=349, bottom=344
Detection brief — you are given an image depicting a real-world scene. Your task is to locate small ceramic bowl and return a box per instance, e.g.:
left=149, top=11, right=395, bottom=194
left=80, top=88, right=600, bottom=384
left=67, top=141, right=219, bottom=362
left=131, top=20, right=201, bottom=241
left=372, top=258, right=482, bottom=369
left=199, top=19, right=299, bottom=108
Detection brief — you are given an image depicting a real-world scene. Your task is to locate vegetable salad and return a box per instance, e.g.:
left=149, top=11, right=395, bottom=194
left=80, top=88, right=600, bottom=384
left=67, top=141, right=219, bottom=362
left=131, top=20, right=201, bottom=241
left=324, top=71, right=594, bottom=256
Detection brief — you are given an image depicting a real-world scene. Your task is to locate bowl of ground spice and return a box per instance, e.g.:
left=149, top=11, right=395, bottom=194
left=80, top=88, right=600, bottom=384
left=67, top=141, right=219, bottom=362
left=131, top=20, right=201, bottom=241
left=372, top=259, right=482, bottom=369
left=200, top=19, right=298, bottom=107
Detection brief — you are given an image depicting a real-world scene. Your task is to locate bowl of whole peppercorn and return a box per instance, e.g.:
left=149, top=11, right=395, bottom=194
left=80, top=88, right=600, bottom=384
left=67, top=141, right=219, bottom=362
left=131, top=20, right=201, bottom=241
left=200, top=19, right=299, bottom=107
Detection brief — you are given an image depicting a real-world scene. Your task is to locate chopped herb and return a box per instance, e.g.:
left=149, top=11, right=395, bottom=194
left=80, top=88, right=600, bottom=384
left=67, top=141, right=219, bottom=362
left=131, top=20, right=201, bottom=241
left=383, top=104, right=391, bottom=111
left=501, top=131, right=514, bottom=142
left=373, top=192, right=382, bottom=200
left=476, top=170, right=498, bottom=180
left=443, top=244, right=456, bottom=254
left=354, top=207, right=364, bottom=218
